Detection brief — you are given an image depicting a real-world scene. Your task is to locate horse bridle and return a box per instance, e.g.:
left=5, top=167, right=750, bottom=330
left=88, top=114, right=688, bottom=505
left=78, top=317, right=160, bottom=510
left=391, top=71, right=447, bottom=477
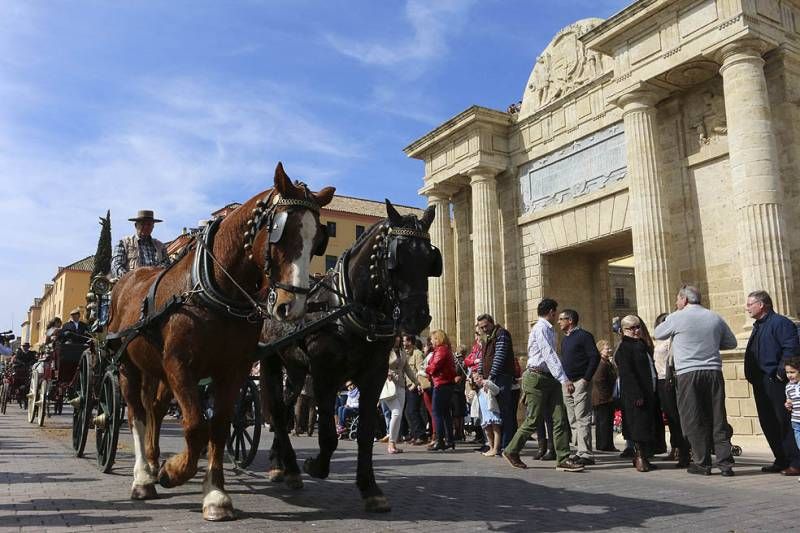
left=189, top=187, right=327, bottom=322
left=336, top=222, right=440, bottom=339
left=242, top=188, right=328, bottom=304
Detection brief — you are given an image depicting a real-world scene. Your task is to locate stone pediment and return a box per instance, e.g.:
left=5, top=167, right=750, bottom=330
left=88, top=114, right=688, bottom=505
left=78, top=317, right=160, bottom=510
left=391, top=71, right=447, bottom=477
left=519, top=18, right=611, bottom=120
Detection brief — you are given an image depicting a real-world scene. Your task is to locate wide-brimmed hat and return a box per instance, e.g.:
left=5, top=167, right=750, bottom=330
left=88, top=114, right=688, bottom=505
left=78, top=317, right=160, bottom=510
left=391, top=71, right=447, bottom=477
left=70, top=307, right=81, bottom=315
left=128, top=209, right=163, bottom=223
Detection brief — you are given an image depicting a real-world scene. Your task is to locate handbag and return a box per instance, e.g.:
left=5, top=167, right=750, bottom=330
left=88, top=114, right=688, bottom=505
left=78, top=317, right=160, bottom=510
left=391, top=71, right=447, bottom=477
left=379, top=379, right=396, bottom=401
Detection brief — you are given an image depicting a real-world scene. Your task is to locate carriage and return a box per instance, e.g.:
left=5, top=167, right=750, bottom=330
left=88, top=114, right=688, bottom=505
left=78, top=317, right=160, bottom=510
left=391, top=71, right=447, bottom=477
left=70, top=274, right=126, bottom=473
left=0, top=362, right=31, bottom=414
left=26, top=339, right=85, bottom=426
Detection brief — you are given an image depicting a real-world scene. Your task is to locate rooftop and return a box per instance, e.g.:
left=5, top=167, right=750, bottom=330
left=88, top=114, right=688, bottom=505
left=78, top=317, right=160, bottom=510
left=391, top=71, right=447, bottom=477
left=54, top=255, right=94, bottom=280
left=321, top=194, right=423, bottom=218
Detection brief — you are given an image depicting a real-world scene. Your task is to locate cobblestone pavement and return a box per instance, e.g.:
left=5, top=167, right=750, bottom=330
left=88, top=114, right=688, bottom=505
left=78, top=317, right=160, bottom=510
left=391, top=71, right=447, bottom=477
left=0, top=405, right=797, bottom=532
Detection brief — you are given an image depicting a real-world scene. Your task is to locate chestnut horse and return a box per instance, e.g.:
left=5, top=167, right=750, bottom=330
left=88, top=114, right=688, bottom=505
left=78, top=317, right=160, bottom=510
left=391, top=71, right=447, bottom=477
left=108, top=163, right=334, bottom=521
left=260, top=200, right=440, bottom=512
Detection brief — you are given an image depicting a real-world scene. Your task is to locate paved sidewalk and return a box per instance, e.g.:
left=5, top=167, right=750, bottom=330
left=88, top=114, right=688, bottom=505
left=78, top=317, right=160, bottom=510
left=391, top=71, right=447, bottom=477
left=0, top=405, right=797, bottom=532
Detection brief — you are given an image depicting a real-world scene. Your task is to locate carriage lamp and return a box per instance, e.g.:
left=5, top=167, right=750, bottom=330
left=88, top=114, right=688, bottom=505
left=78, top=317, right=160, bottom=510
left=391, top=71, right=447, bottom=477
left=90, top=276, right=111, bottom=295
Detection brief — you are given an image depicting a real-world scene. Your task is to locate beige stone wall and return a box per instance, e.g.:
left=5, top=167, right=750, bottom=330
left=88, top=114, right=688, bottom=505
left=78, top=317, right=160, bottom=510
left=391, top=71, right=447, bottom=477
left=497, top=172, right=526, bottom=344
left=767, top=50, right=800, bottom=317
left=723, top=351, right=763, bottom=436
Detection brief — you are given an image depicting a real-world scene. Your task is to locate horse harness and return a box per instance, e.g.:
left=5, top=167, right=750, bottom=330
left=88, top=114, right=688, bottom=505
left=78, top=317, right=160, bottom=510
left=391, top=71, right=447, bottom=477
left=107, top=190, right=326, bottom=360
left=255, top=221, right=442, bottom=357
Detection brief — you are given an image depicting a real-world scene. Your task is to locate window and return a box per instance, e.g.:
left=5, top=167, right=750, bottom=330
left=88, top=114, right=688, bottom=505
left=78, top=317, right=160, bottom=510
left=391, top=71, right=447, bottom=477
left=326, top=221, right=337, bottom=238
left=614, top=288, right=626, bottom=308
left=325, top=255, right=337, bottom=271
left=355, top=225, right=365, bottom=239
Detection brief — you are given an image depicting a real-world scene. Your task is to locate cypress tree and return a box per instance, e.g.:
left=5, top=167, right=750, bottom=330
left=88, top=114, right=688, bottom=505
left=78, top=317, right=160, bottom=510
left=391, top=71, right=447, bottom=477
left=92, top=210, right=112, bottom=277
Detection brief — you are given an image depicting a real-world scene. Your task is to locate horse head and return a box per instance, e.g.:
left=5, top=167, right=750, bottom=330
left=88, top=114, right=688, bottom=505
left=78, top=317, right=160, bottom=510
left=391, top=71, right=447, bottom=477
left=244, top=162, right=334, bottom=321
left=350, top=199, right=440, bottom=335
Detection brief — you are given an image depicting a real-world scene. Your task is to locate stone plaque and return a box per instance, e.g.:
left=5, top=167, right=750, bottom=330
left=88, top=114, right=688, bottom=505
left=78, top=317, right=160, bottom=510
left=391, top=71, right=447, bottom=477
left=519, top=123, right=627, bottom=214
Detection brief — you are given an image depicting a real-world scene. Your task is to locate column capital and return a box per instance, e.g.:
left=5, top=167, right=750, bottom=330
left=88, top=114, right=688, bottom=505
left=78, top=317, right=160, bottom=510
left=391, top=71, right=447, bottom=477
left=716, top=38, right=770, bottom=70
left=466, top=167, right=500, bottom=185
left=616, top=89, right=663, bottom=114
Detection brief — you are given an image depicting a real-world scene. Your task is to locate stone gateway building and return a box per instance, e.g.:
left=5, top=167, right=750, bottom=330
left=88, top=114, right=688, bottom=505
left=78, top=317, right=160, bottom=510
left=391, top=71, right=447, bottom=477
left=404, top=0, right=800, bottom=436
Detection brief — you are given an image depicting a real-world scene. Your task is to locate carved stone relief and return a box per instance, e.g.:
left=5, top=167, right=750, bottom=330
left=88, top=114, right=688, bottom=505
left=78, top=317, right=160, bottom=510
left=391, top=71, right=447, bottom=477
left=519, top=123, right=626, bottom=214
left=682, top=81, right=728, bottom=156
left=520, top=18, right=611, bottom=118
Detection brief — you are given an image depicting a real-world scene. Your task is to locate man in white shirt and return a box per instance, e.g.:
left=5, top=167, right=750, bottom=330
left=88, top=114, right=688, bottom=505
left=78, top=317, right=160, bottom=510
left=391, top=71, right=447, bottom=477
left=502, top=298, right=584, bottom=472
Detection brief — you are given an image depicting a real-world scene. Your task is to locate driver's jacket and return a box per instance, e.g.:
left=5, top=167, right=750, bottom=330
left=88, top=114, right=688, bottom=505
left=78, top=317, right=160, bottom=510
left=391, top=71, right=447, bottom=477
left=112, top=234, right=167, bottom=277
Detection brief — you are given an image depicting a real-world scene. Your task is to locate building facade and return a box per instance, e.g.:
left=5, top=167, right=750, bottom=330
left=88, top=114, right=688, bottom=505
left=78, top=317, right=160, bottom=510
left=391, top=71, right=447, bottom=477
left=312, top=195, right=423, bottom=275
left=405, top=0, right=800, bottom=435
left=35, top=256, right=93, bottom=348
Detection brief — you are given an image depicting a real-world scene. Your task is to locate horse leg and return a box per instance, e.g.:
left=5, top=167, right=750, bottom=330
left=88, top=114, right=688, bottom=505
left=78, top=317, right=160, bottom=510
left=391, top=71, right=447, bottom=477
left=120, top=364, right=158, bottom=500
left=143, top=379, right=171, bottom=491
left=261, top=354, right=302, bottom=488
left=201, top=375, right=241, bottom=521
left=355, top=366, right=390, bottom=513
left=303, top=375, right=339, bottom=479
left=157, top=358, right=207, bottom=488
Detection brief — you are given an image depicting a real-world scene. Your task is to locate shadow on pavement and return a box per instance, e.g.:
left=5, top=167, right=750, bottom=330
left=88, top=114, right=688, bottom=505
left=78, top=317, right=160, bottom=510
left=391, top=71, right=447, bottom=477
left=237, top=473, right=711, bottom=531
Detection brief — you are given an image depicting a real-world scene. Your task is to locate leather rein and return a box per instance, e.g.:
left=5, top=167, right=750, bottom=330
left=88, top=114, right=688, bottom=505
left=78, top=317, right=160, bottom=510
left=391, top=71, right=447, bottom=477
left=190, top=192, right=322, bottom=322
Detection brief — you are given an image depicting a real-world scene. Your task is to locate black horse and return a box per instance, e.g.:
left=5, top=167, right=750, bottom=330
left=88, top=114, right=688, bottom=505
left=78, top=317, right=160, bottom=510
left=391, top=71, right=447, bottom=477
left=260, top=199, right=441, bottom=512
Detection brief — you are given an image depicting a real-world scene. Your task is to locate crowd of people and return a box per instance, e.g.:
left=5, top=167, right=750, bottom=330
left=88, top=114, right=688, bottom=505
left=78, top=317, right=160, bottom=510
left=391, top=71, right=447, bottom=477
left=329, top=284, right=800, bottom=480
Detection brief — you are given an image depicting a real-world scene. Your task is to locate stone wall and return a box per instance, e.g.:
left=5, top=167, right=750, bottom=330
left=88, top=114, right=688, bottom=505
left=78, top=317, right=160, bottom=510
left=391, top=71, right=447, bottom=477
left=722, top=351, right=763, bottom=436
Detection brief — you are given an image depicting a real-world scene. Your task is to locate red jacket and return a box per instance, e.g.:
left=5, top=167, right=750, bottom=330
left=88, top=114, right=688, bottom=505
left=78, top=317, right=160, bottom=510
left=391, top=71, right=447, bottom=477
left=464, top=339, right=483, bottom=374
left=425, top=345, right=456, bottom=387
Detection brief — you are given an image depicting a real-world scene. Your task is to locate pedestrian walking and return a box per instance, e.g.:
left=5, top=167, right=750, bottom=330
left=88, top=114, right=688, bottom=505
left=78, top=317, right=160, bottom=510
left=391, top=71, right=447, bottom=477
left=502, top=298, right=584, bottom=472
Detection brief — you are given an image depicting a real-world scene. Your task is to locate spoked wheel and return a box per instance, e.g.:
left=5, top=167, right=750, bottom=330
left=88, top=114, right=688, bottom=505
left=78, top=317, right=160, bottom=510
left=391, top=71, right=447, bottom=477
left=95, top=369, right=122, bottom=473
left=37, top=380, right=48, bottom=427
left=27, top=372, right=39, bottom=423
left=72, top=351, right=93, bottom=457
left=226, top=378, right=262, bottom=468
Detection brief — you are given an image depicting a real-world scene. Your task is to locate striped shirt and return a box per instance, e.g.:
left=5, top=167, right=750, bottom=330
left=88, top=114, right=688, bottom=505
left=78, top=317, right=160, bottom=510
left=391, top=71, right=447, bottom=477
left=786, top=382, right=800, bottom=424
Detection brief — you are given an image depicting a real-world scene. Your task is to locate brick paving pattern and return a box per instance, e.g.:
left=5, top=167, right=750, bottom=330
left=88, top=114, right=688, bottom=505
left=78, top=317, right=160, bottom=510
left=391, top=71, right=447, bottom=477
left=0, top=406, right=797, bottom=532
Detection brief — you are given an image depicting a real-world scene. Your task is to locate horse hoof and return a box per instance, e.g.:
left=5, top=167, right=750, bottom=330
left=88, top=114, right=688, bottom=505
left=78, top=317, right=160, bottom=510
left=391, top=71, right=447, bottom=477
left=268, top=468, right=284, bottom=482
left=130, top=484, right=159, bottom=500
left=303, top=458, right=328, bottom=479
left=203, top=504, right=236, bottom=522
left=284, top=473, right=304, bottom=490
left=157, top=463, right=174, bottom=489
left=364, top=495, right=391, bottom=513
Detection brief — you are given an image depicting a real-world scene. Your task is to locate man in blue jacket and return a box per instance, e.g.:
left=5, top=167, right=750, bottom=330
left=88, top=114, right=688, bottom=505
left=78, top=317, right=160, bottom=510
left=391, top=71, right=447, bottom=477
left=745, top=290, right=800, bottom=475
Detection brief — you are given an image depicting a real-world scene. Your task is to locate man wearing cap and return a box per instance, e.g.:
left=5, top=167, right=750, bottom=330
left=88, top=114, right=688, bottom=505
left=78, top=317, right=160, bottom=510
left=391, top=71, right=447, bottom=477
left=60, top=308, right=89, bottom=343
left=112, top=209, right=168, bottom=278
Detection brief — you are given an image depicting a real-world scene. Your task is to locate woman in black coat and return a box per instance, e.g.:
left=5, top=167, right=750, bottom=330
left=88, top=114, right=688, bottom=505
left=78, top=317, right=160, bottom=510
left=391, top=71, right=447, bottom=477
left=615, top=315, right=661, bottom=472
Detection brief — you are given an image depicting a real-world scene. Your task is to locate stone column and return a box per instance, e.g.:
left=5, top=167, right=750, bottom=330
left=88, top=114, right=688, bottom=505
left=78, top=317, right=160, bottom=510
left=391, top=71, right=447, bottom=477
left=426, top=192, right=456, bottom=336
left=469, top=169, right=504, bottom=320
left=618, top=90, right=674, bottom=328
left=719, top=40, right=795, bottom=317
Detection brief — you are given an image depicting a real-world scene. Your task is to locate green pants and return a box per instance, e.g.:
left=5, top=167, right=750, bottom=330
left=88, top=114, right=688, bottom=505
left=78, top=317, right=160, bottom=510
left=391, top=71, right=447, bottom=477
left=506, top=370, right=571, bottom=463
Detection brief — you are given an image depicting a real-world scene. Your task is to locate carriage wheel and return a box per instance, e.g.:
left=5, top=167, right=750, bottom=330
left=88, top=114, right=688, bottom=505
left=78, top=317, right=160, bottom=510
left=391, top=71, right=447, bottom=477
left=27, top=371, right=39, bottom=423
left=95, top=369, right=122, bottom=473
left=72, top=352, right=93, bottom=456
left=226, top=379, right=262, bottom=468
left=0, top=382, right=7, bottom=415
left=37, top=380, right=48, bottom=427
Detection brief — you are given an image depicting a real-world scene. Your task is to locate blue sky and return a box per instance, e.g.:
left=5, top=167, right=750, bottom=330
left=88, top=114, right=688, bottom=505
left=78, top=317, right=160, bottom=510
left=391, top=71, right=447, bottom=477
left=0, top=0, right=629, bottom=334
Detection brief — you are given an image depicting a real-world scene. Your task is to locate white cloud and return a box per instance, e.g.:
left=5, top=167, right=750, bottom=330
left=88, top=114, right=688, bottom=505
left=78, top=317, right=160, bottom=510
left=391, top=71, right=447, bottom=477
left=0, top=74, right=364, bottom=333
left=325, top=0, right=476, bottom=71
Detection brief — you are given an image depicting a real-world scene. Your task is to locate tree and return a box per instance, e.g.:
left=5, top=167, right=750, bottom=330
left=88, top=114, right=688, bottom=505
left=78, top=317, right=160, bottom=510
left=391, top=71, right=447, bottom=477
left=92, top=210, right=112, bottom=277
